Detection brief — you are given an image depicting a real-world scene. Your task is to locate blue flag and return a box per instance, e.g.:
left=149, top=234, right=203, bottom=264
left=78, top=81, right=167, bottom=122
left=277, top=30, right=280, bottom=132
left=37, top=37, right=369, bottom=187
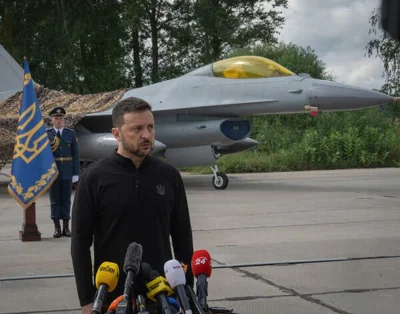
left=8, top=59, right=59, bottom=209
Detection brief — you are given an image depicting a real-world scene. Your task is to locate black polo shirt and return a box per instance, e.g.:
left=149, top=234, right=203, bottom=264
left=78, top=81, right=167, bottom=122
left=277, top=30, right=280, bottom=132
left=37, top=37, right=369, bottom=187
left=71, top=150, right=194, bottom=307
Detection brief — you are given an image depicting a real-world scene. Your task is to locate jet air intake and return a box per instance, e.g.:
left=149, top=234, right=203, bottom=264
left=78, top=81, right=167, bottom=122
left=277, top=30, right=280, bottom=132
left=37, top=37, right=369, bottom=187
left=220, top=120, right=251, bottom=141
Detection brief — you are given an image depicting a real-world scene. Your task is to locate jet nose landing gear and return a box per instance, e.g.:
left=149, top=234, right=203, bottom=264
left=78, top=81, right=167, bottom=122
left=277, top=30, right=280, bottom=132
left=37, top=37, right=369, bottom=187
left=210, top=165, right=229, bottom=189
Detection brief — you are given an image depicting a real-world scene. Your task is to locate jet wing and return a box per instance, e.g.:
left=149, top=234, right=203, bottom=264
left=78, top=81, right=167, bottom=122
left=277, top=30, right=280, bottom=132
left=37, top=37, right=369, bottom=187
left=0, top=44, right=26, bottom=101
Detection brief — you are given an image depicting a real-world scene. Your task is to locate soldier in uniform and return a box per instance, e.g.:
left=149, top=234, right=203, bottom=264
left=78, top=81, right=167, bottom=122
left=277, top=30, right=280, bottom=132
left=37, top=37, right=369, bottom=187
left=47, top=106, right=80, bottom=238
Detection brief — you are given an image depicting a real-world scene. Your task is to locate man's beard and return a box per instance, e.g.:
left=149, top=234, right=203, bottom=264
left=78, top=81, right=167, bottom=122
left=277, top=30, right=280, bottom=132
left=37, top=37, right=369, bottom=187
left=121, top=135, right=153, bottom=157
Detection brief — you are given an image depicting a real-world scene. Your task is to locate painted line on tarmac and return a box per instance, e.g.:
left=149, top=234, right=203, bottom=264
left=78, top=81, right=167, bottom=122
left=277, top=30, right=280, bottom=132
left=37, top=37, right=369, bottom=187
left=1, top=254, right=400, bottom=282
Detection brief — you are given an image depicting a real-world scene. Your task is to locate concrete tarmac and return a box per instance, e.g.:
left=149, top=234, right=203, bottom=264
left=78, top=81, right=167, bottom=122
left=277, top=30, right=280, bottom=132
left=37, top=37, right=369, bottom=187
left=0, top=166, right=400, bottom=313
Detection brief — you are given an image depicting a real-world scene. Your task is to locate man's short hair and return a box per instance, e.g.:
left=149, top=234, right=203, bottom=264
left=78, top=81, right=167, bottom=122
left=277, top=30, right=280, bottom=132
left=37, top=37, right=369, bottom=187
left=112, top=97, right=152, bottom=128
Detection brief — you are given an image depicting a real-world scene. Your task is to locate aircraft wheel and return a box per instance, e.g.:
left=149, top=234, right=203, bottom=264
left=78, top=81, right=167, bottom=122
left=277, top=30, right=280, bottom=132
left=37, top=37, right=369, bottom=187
left=212, top=172, right=229, bottom=190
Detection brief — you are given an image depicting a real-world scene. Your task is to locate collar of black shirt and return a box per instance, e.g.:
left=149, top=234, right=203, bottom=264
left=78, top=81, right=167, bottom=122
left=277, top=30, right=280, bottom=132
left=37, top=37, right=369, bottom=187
left=112, top=149, right=151, bottom=170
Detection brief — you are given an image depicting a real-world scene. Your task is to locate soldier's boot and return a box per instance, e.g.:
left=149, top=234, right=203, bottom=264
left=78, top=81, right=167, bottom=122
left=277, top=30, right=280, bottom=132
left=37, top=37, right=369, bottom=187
left=62, top=219, right=71, bottom=237
left=53, top=220, right=61, bottom=238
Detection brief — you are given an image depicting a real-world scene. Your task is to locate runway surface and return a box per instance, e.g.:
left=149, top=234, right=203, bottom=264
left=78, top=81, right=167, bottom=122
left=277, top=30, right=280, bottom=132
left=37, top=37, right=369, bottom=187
left=0, top=167, right=399, bottom=313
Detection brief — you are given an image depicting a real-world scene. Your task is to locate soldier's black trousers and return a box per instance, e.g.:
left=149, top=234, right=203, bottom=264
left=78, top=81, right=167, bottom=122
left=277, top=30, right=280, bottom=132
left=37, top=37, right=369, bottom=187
left=49, top=178, right=72, bottom=220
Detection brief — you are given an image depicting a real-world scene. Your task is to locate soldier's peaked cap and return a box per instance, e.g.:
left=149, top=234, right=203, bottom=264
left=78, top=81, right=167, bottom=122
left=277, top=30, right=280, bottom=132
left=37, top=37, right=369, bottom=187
left=49, top=106, right=66, bottom=116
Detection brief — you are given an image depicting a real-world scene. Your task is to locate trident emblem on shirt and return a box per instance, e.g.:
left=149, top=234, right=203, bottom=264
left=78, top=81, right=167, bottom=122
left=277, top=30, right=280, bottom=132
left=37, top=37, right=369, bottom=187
left=156, top=184, right=166, bottom=196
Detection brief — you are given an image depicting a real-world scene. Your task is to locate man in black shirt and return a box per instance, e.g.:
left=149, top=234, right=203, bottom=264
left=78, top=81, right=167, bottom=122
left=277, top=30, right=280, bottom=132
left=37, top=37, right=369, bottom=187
left=71, top=97, right=194, bottom=313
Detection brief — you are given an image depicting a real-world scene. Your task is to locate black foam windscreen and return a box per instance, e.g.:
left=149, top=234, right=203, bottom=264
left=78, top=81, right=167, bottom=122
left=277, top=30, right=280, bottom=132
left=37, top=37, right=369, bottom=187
left=123, top=242, right=143, bottom=275
left=146, top=269, right=159, bottom=282
left=140, top=262, right=152, bottom=278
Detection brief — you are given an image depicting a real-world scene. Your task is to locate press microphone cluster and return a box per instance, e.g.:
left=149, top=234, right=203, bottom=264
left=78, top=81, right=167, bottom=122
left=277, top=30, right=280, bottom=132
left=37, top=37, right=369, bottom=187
left=102, top=245, right=218, bottom=314
left=105, top=254, right=180, bottom=314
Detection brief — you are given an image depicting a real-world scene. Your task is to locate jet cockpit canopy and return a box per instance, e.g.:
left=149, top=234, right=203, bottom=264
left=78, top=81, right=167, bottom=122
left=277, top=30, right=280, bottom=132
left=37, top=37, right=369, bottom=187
left=212, top=55, right=295, bottom=79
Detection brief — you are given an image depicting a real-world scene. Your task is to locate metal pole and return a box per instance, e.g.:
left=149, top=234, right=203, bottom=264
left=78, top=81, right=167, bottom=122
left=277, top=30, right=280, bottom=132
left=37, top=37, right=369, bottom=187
left=1, top=255, right=399, bottom=282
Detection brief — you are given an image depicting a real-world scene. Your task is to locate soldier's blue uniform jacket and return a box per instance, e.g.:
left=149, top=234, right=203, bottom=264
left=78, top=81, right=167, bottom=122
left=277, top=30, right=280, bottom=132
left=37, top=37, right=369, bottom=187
left=47, top=127, right=80, bottom=180
left=47, top=127, right=80, bottom=220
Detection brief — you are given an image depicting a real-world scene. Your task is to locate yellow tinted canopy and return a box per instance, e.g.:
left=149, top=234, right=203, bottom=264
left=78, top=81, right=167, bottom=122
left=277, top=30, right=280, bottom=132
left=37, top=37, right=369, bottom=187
left=212, top=56, right=295, bottom=79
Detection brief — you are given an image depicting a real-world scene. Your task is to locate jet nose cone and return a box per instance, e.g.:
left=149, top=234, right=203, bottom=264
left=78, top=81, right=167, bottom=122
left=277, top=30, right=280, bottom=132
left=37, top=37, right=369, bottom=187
left=308, top=79, right=393, bottom=111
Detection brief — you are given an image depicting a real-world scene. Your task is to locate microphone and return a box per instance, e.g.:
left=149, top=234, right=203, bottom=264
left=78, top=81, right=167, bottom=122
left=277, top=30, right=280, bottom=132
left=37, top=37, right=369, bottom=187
left=164, top=259, right=193, bottom=314
left=191, top=250, right=212, bottom=312
left=168, top=297, right=181, bottom=313
left=107, top=295, right=139, bottom=314
left=106, top=295, right=135, bottom=314
left=116, top=242, right=143, bottom=314
left=185, top=285, right=205, bottom=314
left=135, top=294, right=149, bottom=314
left=145, top=269, right=175, bottom=314
left=92, top=261, right=120, bottom=314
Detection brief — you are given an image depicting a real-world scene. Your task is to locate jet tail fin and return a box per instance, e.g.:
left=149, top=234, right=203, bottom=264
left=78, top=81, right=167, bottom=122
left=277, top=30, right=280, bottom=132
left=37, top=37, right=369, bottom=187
left=0, top=44, right=26, bottom=101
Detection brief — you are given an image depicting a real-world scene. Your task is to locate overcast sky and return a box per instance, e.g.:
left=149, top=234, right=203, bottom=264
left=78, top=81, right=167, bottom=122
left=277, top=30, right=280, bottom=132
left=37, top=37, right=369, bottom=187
left=275, top=0, right=385, bottom=90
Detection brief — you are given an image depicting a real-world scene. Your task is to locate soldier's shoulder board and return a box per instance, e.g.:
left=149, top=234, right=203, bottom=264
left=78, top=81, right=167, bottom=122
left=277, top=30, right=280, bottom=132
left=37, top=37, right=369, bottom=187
left=64, top=128, right=75, bottom=133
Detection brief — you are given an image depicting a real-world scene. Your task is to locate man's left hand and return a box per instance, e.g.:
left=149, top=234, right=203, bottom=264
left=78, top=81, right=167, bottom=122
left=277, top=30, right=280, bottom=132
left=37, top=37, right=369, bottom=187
left=72, top=175, right=79, bottom=183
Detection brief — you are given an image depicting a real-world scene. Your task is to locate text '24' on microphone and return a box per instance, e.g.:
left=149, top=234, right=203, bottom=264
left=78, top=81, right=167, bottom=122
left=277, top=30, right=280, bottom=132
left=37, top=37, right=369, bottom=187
left=191, top=250, right=212, bottom=312
left=92, top=262, right=120, bottom=314
left=145, top=268, right=175, bottom=314
left=116, top=242, right=143, bottom=314
left=164, top=259, right=193, bottom=314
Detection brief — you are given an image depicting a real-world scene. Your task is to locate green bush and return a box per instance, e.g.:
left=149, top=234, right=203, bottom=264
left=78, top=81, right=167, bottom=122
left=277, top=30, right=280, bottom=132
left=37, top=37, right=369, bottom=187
left=182, top=108, right=400, bottom=174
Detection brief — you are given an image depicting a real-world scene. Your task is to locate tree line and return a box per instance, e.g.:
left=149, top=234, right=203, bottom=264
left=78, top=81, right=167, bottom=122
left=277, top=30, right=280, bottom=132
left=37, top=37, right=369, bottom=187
left=0, top=0, right=288, bottom=94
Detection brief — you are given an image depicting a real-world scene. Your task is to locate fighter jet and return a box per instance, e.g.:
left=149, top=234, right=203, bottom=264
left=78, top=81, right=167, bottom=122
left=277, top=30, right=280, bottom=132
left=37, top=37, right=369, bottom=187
left=0, top=45, right=394, bottom=189
left=77, top=55, right=393, bottom=189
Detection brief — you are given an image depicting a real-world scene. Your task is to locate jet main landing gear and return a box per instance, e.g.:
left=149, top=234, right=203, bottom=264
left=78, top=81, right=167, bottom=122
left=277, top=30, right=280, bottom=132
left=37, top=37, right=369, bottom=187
left=210, top=165, right=229, bottom=190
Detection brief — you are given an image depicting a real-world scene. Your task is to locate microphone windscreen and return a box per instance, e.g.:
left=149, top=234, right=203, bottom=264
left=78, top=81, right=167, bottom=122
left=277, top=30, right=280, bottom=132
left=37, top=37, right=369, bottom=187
left=142, top=268, right=160, bottom=282
left=147, top=269, right=159, bottom=281
left=164, top=259, right=186, bottom=288
left=191, top=249, right=212, bottom=278
left=123, top=242, right=143, bottom=275
left=168, top=297, right=181, bottom=312
left=95, top=261, right=120, bottom=292
left=140, top=262, right=153, bottom=279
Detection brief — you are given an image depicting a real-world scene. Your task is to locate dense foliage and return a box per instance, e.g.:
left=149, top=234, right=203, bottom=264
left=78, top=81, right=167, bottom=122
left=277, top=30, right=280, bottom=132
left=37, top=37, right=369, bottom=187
left=208, top=108, right=400, bottom=174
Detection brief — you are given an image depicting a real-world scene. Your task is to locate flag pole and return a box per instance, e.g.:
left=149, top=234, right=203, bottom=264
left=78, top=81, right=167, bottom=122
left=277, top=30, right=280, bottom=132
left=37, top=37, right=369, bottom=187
left=18, top=57, right=41, bottom=242
left=20, top=202, right=41, bottom=241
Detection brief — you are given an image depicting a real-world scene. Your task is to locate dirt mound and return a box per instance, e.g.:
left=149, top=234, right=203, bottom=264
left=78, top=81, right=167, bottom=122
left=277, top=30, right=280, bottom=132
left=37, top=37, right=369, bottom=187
left=0, top=84, right=127, bottom=169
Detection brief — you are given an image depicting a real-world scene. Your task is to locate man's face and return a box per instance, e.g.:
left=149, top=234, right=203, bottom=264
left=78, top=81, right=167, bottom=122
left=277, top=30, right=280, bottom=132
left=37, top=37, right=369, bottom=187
left=51, top=115, right=65, bottom=129
left=112, top=110, right=155, bottom=158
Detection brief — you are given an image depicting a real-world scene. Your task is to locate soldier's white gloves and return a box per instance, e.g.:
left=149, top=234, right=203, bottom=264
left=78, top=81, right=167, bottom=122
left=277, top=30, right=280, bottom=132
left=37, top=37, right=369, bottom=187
left=72, top=175, right=79, bottom=183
